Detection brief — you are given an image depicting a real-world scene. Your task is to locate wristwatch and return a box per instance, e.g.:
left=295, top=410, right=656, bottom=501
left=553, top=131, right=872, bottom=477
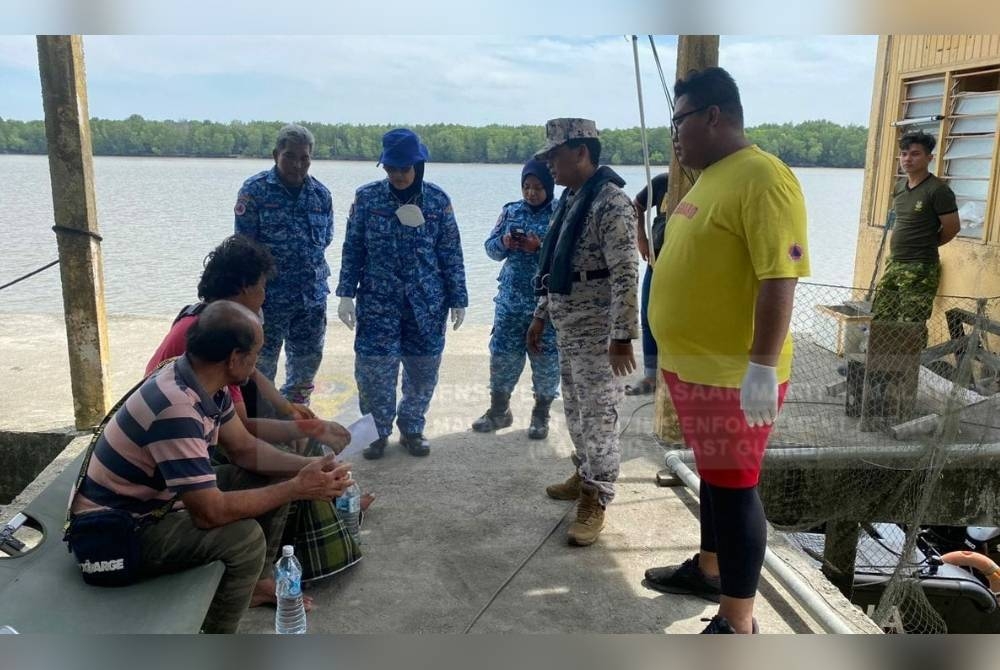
left=612, top=338, right=632, bottom=344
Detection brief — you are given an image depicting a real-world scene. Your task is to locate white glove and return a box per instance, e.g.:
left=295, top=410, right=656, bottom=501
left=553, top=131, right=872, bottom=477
left=338, top=297, right=356, bottom=330
left=450, top=307, right=466, bottom=331
left=739, top=362, right=779, bottom=428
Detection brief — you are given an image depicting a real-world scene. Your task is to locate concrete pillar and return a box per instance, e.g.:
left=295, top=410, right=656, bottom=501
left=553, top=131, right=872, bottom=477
left=36, top=35, right=111, bottom=429
left=653, top=35, right=719, bottom=443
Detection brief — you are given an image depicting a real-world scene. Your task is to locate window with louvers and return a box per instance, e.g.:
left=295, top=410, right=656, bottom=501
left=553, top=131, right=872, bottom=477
left=941, top=69, right=999, bottom=240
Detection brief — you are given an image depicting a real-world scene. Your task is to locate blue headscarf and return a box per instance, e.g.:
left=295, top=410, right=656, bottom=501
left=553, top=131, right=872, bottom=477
left=521, top=159, right=555, bottom=210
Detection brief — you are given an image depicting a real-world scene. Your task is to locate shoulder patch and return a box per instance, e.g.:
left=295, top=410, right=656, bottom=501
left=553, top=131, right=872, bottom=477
left=234, top=201, right=246, bottom=216
left=788, top=243, right=804, bottom=262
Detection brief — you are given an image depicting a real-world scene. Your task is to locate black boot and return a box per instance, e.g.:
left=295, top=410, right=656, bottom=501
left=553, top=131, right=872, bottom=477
left=363, top=437, right=387, bottom=460
left=400, top=432, right=430, bottom=457
left=528, top=395, right=554, bottom=440
left=471, top=391, right=514, bottom=433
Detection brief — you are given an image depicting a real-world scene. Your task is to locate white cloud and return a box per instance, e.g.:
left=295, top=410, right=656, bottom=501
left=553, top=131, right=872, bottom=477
left=0, top=35, right=876, bottom=128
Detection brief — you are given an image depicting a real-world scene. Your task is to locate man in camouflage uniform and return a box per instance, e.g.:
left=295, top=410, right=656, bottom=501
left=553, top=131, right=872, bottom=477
left=527, top=118, right=639, bottom=547
left=336, top=129, right=468, bottom=459
left=235, top=124, right=334, bottom=405
left=871, top=130, right=961, bottom=323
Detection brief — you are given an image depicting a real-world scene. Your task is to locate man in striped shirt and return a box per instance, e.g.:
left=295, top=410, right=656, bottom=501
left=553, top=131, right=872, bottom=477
left=70, top=300, right=352, bottom=633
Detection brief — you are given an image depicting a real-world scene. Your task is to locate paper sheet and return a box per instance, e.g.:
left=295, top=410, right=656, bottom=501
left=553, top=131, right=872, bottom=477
left=330, top=414, right=379, bottom=459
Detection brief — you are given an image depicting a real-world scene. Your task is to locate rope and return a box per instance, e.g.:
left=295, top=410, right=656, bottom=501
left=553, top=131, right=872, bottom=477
left=51, top=224, right=103, bottom=242
left=631, top=35, right=656, bottom=267
left=619, top=399, right=655, bottom=438
left=648, top=35, right=675, bottom=116
left=462, top=501, right=575, bottom=633
left=0, top=259, right=59, bottom=292
left=0, top=224, right=104, bottom=292
left=648, top=36, right=697, bottom=187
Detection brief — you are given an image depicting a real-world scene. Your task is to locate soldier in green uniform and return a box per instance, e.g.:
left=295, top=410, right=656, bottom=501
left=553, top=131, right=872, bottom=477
left=871, top=130, right=961, bottom=322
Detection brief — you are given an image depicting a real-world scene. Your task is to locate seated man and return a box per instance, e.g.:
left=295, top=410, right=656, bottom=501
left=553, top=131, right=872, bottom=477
left=70, top=301, right=353, bottom=634
left=146, top=234, right=332, bottom=446
left=145, top=234, right=372, bottom=589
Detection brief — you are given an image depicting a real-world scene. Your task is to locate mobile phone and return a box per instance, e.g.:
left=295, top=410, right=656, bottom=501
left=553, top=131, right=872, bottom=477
left=510, top=227, right=526, bottom=239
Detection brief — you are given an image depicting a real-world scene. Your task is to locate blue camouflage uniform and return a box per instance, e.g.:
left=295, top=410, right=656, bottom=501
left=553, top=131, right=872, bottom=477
left=234, top=167, right=333, bottom=404
left=484, top=199, right=560, bottom=397
left=336, top=179, right=468, bottom=439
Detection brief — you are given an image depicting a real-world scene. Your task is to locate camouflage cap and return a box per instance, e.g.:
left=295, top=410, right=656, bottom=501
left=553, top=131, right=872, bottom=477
left=533, top=118, right=600, bottom=159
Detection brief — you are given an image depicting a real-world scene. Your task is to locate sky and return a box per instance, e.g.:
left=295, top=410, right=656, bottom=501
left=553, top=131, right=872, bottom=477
left=0, top=35, right=878, bottom=129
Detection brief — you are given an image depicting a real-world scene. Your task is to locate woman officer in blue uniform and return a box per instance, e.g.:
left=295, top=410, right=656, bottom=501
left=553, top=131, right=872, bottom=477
left=336, top=129, right=468, bottom=459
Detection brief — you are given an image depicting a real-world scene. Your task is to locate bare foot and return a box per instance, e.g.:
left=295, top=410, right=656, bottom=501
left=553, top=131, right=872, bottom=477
left=250, top=577, right=315, bottom=612
left=360, top=492, right=376, bottom=512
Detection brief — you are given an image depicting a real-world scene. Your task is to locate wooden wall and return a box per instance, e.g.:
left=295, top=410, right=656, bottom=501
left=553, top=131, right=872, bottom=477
left=853, top=35, right=1000, bottom=301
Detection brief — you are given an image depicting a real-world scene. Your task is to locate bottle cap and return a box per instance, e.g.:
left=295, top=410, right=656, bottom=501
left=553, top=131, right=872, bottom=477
left=281, top=545, right=294, bottom=557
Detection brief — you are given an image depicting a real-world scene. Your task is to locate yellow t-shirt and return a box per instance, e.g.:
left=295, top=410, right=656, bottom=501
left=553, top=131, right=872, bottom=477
left=649, top=145, right=809, bottom=387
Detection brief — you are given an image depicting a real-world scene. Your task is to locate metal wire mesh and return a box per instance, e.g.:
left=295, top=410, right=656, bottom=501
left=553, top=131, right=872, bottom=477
left=766, top=281, right=1000, bottom=633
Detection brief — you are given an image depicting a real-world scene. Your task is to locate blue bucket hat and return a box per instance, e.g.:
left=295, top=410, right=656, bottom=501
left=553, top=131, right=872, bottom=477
left=378, top=128, right=430, bottom=167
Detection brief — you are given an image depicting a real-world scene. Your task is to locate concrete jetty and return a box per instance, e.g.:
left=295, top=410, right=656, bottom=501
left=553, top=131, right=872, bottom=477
left=0, top=312, right=878, bottom=633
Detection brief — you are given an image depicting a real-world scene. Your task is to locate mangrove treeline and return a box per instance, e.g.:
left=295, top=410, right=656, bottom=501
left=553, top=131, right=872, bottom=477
left=0, top=116, right=868, bottom=168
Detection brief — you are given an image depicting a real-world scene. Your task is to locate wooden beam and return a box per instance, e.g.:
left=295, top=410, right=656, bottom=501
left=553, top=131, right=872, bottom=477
left=653, top=35, right=719, bottom=443
left=36, top=35, right=111, bottom=429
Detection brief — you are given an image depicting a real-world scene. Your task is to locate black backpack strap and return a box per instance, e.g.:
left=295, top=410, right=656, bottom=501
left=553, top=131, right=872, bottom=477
left=172, top=301, right=208, bottom=326
left=64, top=357, right=181, bottom=537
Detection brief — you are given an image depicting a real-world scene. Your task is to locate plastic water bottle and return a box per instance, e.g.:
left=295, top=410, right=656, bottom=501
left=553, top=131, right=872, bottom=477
left=335, top=482, right=362, bottom=545
left=274, top=545, right=307, bottom=634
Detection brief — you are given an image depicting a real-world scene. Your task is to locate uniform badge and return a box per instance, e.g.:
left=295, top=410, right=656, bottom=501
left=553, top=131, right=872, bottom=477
left=788, top=243, right=804, bottom=261
left=234, top=201, right=246, bottom=216
left=914, top=200, right=924, bottom=212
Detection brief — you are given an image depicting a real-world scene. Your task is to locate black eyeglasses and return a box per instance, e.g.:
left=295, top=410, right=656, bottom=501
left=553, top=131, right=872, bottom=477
left=670, top=105, right=711, bottom=135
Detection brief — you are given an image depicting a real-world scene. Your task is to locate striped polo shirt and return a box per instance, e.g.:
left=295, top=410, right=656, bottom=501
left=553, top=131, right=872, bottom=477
left=71, top=354, right=235, bottom=518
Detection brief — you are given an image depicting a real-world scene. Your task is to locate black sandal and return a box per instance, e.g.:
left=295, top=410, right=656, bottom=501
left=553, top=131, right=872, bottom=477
left=625, top=378, right=656, bottom=396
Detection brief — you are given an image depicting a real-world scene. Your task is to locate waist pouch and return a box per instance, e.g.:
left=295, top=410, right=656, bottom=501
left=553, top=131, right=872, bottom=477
left=64, top=509, right=147, bottom=587
left=63, top=359, right=176, bottom=588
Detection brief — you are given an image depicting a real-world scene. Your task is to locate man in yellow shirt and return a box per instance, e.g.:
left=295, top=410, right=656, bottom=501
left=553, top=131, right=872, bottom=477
left=645, top=67, right=810, bottom=634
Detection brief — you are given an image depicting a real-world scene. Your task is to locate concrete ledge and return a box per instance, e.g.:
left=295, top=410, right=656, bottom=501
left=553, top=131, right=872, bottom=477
left=0, top=433, right=89, bottom=526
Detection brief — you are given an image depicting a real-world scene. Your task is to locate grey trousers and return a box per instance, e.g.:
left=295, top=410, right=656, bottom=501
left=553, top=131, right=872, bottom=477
left=138, top=465, right=290, bottom=634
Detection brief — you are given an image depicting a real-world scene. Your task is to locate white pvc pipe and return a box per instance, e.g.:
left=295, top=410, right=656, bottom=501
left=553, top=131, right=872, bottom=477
left=664, top=451, right=858, bottom=634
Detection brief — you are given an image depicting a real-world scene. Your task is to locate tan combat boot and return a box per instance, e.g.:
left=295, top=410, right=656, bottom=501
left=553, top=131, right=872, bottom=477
left=567, top=484, right=605, bottom=546
left=545, top=471, right=582, bottom=500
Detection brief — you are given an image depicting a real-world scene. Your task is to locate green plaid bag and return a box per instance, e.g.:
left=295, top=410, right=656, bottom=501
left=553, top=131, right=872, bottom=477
left=281, top=498, right=362, bottom=583
left=280, top=438, right=363, bottom=582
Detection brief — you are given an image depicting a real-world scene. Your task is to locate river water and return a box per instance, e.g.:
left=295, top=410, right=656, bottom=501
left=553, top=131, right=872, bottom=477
left=0, top=155, right=863, bottom=324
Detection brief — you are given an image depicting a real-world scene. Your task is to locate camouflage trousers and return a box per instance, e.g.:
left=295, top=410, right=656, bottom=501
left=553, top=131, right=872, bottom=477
left=354, top=302, right=446, bottom=439
left=549, top=297, right=623, bottom=507
left=137, top=465, right=290, bottom=634
left=489, top=309, right=559, bottom=397
left=871, top=259, right=941, bottom=323
left=257, top=301, right=327, bottom=404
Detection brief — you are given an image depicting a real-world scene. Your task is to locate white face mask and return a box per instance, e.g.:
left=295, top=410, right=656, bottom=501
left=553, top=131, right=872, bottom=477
left=395, top=204, right=426, bottom=228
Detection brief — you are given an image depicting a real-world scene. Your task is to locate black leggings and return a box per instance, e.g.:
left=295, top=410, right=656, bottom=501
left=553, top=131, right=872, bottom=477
left=699, top=480, right=768, bottom=599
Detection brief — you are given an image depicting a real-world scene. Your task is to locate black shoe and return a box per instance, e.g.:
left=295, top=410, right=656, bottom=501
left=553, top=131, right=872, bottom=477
left=527, top=414, right=549, bottom=440
left=362, top=438, right=387, bottom=460
left=400, top=432, right=430, bottom=457
left=471, top=409, right=513, bottom=433
left=643, top=553, right=722, bottom=603
left=527, top=395, right=553, bottom=440
left=471, top=391, right=513, bottom=433
left=700, top=615, right=759, bottom=634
